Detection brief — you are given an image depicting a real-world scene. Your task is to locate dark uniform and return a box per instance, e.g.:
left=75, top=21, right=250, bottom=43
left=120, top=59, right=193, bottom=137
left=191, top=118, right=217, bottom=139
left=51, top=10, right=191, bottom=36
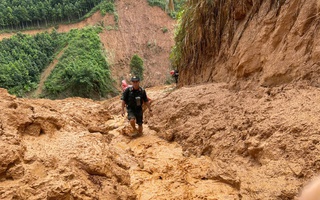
left=121, top=86, right=149, bottom=125
left=173, top=70, right=179, bottom=83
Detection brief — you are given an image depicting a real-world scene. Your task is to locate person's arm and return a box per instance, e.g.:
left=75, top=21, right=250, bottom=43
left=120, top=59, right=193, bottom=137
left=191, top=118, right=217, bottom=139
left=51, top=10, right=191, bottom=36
left=121, top=100, right=126, bottom=116
left=121, top=89, right=128, bottom=116
left=142, top=90, right=152, bottom=112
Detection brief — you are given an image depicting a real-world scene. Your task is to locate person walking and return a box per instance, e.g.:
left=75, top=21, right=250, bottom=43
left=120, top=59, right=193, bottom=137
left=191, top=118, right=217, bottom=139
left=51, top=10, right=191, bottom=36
left=121, top=76, right=152, bottom=136
left=170, top=69, right=179, bottom=84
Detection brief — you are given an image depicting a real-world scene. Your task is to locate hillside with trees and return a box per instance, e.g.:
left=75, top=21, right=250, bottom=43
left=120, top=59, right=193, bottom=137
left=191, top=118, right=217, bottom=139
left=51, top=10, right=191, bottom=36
left=44, top=27, right=117, bottom=99
left=0, top=0, right=115, bottom=30
left=0, top=0, right=178, bottom=99
left=0, top=31, right=60, bottom=96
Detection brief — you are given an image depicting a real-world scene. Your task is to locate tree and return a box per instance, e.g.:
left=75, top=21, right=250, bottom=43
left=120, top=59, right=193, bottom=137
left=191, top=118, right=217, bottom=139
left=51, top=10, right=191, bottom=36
left=167, top=0, right=174, bottom=12
left=130, top=54, right=144, bottom=81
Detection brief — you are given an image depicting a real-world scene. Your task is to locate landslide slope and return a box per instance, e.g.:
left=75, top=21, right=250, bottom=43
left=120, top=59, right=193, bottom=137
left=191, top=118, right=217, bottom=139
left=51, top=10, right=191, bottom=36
left=2, top=0, right=320, bottom=199
left=100, top=0, right=176, bottom=87
left=148, top=82, right=320, bottom=199
left=176, top=0, right=320, bottom=89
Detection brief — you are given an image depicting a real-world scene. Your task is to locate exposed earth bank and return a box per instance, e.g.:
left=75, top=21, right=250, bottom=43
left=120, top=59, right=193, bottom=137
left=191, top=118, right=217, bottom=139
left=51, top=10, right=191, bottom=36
left=178, top=0, right=320, bottom=91
left=1, top=81, right=319, bottom=199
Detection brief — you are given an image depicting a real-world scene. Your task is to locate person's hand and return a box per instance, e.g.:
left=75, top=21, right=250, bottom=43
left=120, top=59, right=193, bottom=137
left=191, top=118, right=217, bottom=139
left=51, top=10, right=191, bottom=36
left=121, top=110, right=125, bottom=117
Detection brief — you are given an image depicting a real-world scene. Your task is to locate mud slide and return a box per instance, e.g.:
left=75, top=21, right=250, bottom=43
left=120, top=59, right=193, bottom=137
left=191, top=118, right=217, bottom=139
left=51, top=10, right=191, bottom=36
left=107, top=115, right=239, bottom=199
left=0, top=85, right=240, bottom=199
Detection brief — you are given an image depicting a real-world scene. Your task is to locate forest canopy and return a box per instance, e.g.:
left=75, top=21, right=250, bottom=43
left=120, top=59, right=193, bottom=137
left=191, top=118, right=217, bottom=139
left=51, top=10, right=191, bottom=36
left=44, top=27, right=117, bottom=99
left=0, top=27, right=117, bottom=99
left=0, top=31, right=61, bottom=96
left=0, top=0, right=115, bottom=30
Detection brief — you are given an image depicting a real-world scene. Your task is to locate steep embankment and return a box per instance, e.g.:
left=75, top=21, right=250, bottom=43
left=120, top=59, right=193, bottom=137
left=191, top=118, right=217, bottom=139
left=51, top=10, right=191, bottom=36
left=177, top=0, right=320, bottom=89
left=100, top=0, right=175, bottom=87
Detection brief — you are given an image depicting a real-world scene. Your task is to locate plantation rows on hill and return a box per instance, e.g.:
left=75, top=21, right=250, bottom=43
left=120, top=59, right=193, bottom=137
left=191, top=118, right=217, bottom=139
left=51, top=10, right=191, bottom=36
left=0, top=32, right=60, bottom=96
left=0, top=27, right=117, bottom=99
left=0, top=0, right=115, bottom=30
left=44, top=27, right=117, bottom=99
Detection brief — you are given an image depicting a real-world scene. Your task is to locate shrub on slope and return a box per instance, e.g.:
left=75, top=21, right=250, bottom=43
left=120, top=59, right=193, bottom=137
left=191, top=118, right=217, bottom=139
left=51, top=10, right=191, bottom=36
left=44, top=27, right=117, bottom=99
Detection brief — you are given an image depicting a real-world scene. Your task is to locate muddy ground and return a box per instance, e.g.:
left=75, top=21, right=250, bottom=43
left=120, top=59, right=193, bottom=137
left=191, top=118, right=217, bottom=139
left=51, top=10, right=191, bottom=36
left=1, top=81, right=319, bottom=199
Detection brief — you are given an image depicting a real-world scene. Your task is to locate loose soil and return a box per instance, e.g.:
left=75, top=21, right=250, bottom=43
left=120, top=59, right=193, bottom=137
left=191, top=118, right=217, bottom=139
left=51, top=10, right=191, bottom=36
left=0, top=1, right=318, bottom=200
left=0, top=82, right=318, bottom=199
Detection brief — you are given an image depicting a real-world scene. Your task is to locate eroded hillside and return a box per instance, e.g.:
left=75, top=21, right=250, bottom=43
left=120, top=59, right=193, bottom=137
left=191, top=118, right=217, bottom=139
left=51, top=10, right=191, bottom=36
left=100, top=0, right=176, bottom=87
left=176, top=0, right=320, bottom=89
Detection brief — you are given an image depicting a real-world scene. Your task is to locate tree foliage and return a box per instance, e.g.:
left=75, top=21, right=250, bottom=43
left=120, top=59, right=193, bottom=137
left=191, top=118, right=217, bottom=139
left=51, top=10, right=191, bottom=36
left=44, top=27, right=117, bottom=99
left=0, top=31, right=61, bottom=96
left=0, top=0, right=115, bottom=30
left=130, top=54, right=144, bottom=81
left=147, top=0, right=186, bottom=19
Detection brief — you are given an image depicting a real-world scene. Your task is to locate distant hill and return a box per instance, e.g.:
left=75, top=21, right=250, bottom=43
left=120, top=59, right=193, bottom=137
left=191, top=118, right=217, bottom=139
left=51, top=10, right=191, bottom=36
left=0, top=0, right=177, bottom=99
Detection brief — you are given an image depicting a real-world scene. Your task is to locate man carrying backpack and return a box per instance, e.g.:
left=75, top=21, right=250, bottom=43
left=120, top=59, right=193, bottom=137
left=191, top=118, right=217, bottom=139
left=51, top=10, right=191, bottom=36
left=121, top=76, right=152, bottom=136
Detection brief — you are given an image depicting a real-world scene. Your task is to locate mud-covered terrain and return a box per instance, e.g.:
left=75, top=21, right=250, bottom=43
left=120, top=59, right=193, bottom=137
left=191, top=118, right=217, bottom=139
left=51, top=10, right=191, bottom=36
left=1, top=82, right=319, bottom=199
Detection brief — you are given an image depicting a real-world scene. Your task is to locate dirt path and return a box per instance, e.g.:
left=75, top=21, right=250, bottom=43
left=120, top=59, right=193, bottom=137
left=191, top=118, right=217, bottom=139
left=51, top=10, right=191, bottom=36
left=102, top=85, right=241, bottom=199
left=29, top=50, right=65, bottom=97
left=106, top=114, right=239, bottom=200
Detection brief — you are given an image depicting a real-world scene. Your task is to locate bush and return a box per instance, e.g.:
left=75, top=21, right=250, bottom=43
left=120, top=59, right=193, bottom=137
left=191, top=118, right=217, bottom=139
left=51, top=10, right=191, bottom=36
left=147, top=0, right=166, bottom=10
left=162, top=27, right=168, bottom=33
left=130, top=54, right=144, bottom=81
left=44, top=27, right=117, bottom=99
left=147, top=0, right=186, bottom=19
left=100, top=1, right=115, bottom=15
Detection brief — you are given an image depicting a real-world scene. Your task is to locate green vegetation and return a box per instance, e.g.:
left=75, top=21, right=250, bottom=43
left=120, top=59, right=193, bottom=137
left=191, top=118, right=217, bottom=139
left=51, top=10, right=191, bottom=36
left=0, top=0, right=116, bottom=30
left=147, top=0, right=166, bottom=10
left=0, top=31, right=61, bottom=96
left=147, top=0, right=186, bottom=19
left=0, top=27, right=117, bottom=99
left=44, top=27, right=117, bottom=99
left=170, top=9, right=183, bottom=70
left=130, top=54, right=144, bottom=81
left=99, top=0, right=115, bottom=16
left=162, top=27, right=168, bottom=33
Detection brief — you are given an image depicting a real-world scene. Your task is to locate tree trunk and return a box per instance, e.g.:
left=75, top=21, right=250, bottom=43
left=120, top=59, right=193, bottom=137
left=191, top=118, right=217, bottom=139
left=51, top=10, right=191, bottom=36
left=168, top=0, right=175, bottom=12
